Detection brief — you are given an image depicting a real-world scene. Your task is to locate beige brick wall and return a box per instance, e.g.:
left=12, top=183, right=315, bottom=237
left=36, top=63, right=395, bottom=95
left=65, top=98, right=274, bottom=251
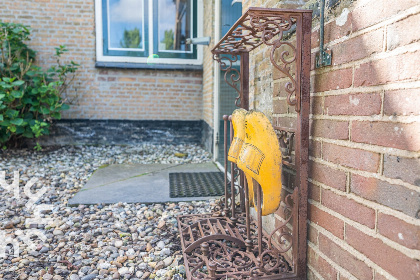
left=202, top=0, right=216, bottom=128
left=0, top=0, right=203, bottom=121
left=242, top=0, right=420, bottom=279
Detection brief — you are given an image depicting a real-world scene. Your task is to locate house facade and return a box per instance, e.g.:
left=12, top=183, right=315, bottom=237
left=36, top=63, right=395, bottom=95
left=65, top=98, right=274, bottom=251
left=1, top=0, right=419, bottom=279
left=1, top=0, right=207, bottom=146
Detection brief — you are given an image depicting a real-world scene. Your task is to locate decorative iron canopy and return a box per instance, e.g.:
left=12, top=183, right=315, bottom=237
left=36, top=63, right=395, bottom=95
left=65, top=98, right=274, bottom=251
left=212, top=7, right=312, bottom=112
left=211, top=7, right=312, bottom=55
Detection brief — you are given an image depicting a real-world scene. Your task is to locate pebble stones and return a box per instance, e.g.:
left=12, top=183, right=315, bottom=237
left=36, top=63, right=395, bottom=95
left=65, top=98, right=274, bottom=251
left=114, top=240, right=123, bottom=248
left=80, top=275, right=97, bottom=280
left=0, top=144, right=212, bottom=280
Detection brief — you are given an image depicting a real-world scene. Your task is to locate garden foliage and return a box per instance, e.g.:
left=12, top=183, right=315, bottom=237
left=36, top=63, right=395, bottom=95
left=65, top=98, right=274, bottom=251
left=0, top=22, right=79, bottom=148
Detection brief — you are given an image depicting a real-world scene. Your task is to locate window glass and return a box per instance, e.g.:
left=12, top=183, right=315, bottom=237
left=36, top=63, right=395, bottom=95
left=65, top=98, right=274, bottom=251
left=158, top=0, right=191, bottom=52
left=98, top=0, right=198, bottom=63
left=108, top=0, right=144, bottom=50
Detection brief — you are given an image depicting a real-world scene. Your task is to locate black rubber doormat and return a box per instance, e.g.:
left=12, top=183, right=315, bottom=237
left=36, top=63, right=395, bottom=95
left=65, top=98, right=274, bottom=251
left=169, top=172, right=225, bottom=198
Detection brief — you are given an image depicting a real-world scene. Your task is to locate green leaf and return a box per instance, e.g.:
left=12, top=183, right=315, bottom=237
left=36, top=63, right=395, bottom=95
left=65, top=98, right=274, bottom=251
left=12, top=27, right=22, bottom=34
left=47, top=97, right=55, bottom=105
left=22, top=97, right=33, bottom=104
left=12, top=80, right=25, bottom=86
left=0, top=83, right=13, bottom=89
left=22, top=130, right=34, bottom=138
left=51, top=112, right=61, bottom=119
left=5, top=109, right=19, bottom=118
left=61, top=104, right=70, bottom=110
left=40, top=107, right=50, bottom=115
left=10, top=118, right=24, bottom=126
left=0, top=115, right=3, bottom=121
left=11, top=90, right=23, bottom=98
left=0, top=120, right=10, bottom=127
left=15, top=126, right=25, bottom=134
left=9, top=125, right=16, bottom=133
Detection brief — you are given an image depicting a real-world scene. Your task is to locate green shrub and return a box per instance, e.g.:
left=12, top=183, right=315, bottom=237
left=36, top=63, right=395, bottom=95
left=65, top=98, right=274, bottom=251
left=0, top=22, right=79, bottom=149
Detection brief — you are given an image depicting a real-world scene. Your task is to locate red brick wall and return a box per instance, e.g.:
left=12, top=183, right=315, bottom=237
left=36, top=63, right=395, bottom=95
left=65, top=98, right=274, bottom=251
left=243, top=0, right=420, bottom=279
left=0, top=0, right=203, bottom=120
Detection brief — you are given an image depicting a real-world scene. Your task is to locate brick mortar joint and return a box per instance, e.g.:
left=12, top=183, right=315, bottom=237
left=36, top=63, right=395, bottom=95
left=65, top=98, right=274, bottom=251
left=309, top=80, right=420, bottom=96
left=309, top=156, right=420, bottom=193
left=374, top=209, right=379, bottom=239
left=310, top=198, right=375, bottom=235
left=311, top=5, right=420, bottom=53
left=307, top=263, right=329, bottom=280
left=318, top=41, right=420, bottom=82
left=310, top=41, right=420, bottom=76
left=308, top=224, right=398, bottom=280
left=311, top=137, right=419, bottom=159
left=308, top=201, right=420, bottom=260
left=308, top=241, right=369, bottom=280
left=315, top=85, right=388, bottom=108
left=309, top=179, right=420, bottom=226
left=310, top=114, right=420, bottom=123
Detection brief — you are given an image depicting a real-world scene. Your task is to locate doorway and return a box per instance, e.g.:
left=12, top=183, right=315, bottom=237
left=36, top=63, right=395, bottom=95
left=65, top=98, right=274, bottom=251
left=215, top=0, right=242, bottom=167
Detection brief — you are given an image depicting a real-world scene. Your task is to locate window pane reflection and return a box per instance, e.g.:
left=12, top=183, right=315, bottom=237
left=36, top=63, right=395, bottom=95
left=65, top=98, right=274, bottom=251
left=158, top=0, right=191, bottom=52
left=108, top=0, right=144, bottom=50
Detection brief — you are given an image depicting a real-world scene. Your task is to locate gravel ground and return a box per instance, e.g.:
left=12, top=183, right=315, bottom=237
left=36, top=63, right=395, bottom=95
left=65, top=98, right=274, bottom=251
left=0, top=144, right=214, bottom=280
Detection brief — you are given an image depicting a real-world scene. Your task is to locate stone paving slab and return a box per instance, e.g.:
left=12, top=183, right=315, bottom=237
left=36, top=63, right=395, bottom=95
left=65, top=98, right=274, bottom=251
left=68, top=162, right=221, bottom=205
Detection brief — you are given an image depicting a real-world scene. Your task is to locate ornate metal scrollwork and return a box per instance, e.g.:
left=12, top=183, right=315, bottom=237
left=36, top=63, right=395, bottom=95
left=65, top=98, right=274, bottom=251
left=270, top=42, right=298, bottom=109
left=267, top=192, right=294, bottom=254
left=213, top=11, right=300, bottom=112
left=248, top=190, right=295, bottom=277
left=248, top=14, right=298, bottom=111
left=178, top=212, right=293, bottom=280
left=213, top=54, right=242, bottom=107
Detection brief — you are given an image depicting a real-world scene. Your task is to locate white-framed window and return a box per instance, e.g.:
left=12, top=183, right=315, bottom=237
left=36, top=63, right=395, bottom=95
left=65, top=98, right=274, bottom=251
left=95, top=0, right=203, bottom=66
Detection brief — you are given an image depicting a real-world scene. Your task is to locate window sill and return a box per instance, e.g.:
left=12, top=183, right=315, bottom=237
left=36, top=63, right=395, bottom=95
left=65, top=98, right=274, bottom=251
left=95, top=61, right=203, bottom=71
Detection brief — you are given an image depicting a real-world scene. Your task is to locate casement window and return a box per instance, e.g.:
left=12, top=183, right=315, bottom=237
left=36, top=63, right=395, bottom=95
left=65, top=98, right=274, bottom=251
left=95, top=0, right=202, bottom=68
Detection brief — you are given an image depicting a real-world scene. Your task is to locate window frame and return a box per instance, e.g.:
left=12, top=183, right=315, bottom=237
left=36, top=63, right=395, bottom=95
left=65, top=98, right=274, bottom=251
left=153, top=0, right=197, bottom=59
left=103, top=0, right=148, bottom=57
left=95, top=0, right=203, bottom=66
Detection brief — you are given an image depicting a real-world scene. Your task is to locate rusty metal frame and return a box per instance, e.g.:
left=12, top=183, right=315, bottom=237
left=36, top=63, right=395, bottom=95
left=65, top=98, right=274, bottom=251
left=177, top=7, right=311, bottom=280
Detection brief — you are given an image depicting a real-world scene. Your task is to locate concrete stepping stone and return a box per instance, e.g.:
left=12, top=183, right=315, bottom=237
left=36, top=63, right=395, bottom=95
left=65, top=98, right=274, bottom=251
left=68, top=162, right=220, bottom=205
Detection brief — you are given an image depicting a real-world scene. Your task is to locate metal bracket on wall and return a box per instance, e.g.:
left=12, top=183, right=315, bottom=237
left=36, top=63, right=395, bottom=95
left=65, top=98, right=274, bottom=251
left=315, top=0, right=332, bottom=68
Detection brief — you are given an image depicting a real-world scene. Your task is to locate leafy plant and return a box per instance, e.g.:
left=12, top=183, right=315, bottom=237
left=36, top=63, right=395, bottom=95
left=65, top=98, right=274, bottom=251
left=120, top=27, right=142, bottom=48
left=0, top=22, right=79, bottom=148
left=162, top=29, right=174, bottom=50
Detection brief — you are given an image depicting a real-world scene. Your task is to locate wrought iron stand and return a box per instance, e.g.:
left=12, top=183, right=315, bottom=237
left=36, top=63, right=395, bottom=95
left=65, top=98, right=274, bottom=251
left=177, top=7, right=311, bottom=279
